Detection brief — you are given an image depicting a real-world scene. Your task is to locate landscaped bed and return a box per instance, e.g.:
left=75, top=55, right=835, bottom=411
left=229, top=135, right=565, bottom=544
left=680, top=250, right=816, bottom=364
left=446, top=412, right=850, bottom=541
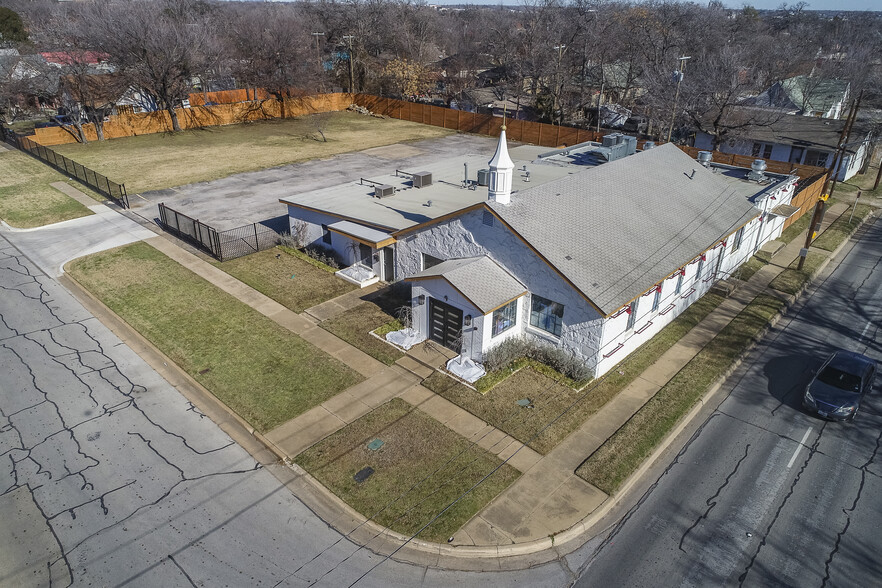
left=67, top=242, right=362, bottom=432
left=294, top=398, right=520, bottom=543
left=0, top=150, right=95, bottom=228
left=423, top=293, right=725, bottom=455
left=320, top=299, right=405, bottom=366
left=52, top=112, right=452, bottom=193
left=576, top=294, right=785, bottom=494
left=214, top=246, right=356, bottom=313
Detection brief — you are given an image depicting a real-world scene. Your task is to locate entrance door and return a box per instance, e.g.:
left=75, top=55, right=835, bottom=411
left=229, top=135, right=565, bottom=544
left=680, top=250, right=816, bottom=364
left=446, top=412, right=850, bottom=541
left=428, top=298, right=463, bottom=351
left=382, top=246, right=394, bottom=281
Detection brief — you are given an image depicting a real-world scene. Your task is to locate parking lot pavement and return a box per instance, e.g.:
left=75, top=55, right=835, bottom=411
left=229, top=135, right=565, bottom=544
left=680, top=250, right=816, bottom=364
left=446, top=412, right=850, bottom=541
left=131, top=134, right=500, bottom=230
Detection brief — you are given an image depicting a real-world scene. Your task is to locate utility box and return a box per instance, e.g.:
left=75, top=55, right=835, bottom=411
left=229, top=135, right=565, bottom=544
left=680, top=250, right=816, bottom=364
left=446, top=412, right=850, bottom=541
left=374, top=184, right=395, bottom=198
left=412, top=171, right=432, bottom=188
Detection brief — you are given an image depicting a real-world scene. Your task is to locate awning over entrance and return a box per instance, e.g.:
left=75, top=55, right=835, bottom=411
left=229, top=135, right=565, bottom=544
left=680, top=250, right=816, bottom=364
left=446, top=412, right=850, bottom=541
left=327, top=220, right=396, bottom=248
left=769, top=204, right=801, bottom=219
left=409, top=256, right=527, bottom=314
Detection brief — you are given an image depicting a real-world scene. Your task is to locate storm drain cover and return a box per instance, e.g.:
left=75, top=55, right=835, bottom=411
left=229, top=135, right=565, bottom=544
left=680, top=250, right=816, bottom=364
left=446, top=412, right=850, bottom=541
left=516, top=398, right=531, bottom=407
left=367, top=438, right=384, bottom=451
left=354, top=467, right=374, bottom=483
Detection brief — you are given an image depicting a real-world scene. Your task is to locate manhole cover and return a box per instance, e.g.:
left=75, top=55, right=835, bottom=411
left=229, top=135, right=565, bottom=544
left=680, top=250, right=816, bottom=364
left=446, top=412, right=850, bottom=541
left=367, top=439, right=384, bottom=451
left=354, top=467, right=375, bottom=483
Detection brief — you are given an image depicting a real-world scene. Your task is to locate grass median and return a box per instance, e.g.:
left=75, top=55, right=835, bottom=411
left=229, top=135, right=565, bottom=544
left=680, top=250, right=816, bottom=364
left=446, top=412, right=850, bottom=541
left=67, top=242, right=362, bottom=432
left=576, top=294, right=785, bottom=494
left=52, top=112, right=452, bottom=193
left=294, top=398, right=519, bottom=543
left=811, top=203, right=872, bottom=252
left=768, top=251, right=828, bottom=295
left=425, top=294, right=724, bottom=455
left=0, top=150, right=94, bottom=228
left=214, top=246, right=356, bottom=313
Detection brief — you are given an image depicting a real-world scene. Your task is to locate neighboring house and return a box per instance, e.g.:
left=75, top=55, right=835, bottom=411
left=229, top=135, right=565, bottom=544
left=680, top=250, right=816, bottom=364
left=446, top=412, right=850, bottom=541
left=281, top=134, right=797, bottom=379
left=743, top=75, right=850, bottom=119
left=40, top=51, right=113, bottom=73
left=693, top=112, right=872, bottom=181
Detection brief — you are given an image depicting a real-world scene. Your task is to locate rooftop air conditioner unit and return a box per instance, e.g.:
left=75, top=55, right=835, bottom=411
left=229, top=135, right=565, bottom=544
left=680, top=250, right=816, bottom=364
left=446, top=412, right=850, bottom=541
left=642, top=141, right=656, bottom=150
left=602, top=133, right=620, bottom=148
left=412, top=171, right=432, bottom=188
left=374, top=184, right=395, bottom=198
left=477, top=169, right=490, bottom=186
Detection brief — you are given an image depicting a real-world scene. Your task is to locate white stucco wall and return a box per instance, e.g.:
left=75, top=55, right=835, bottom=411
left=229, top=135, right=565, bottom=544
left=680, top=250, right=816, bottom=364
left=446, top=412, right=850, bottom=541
left=398, top=208, right=604, bottom=370
left=286, top=205, right=382, bottom=275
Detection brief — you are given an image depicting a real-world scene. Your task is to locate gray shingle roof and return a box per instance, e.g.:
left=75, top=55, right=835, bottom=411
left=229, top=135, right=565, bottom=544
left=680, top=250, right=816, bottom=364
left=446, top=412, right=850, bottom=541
left=489, top=143, right=762, bottom=316
left=410, top=256, right=526, bottom=314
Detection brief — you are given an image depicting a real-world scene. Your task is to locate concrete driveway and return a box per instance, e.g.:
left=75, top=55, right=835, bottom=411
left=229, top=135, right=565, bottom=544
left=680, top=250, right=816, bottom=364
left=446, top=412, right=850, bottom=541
left=130, top=134, right=500, bottom=231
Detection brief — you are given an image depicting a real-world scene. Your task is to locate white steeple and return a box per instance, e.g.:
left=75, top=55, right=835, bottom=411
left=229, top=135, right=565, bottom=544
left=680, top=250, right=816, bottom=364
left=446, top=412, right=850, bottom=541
left=488, top=125, right=514, bottom=205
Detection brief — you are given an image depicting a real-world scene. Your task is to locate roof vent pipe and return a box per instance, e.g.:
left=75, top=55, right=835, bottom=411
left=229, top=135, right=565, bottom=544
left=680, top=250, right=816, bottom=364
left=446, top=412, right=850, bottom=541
left=463, top=162, right=468, bottom=188
left=697, top=151, right=713, bottom=167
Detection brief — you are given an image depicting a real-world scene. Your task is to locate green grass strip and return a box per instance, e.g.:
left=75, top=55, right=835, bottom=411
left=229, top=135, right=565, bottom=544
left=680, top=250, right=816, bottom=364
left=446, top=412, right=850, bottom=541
left=576, top=294, right=785, bottom=494
left=68, top=242, right=362, bottom=432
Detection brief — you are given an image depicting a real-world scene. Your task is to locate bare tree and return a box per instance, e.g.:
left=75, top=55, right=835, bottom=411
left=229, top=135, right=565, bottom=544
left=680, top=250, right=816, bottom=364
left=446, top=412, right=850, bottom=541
left=88, top=0, right=217, bottom=132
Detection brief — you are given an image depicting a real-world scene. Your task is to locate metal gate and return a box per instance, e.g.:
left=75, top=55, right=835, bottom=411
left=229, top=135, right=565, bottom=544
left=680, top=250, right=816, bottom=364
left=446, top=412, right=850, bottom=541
left=429, top=298, right=463, bottom=351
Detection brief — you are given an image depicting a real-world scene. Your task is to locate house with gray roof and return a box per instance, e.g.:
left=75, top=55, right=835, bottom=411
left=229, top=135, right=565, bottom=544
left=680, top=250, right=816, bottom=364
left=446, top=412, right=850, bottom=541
left=281, top=131, right=797, bottom=379
left=693, top=109, right=873, bottom=181
left=743, top=75, right=850, bottom=120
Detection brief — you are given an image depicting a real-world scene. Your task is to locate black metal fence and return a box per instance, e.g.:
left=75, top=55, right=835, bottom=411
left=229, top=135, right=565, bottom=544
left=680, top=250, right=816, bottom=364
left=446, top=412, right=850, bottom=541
left=158, top=202, right=282, bottom=261
left=1, top=127, right=129, bottom=208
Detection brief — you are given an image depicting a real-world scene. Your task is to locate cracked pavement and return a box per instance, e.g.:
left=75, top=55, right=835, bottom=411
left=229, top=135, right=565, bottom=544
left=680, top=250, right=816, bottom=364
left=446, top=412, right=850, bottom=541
left=575, top=215, right=882, bottom=587
left=0, top=234, right=593, bottom=586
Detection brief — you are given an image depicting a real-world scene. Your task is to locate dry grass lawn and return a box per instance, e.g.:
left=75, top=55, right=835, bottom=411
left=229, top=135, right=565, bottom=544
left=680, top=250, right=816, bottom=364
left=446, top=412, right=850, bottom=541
left=320, top=297, right=406, bottom=366
left=425, top=293, right=723, bottom=455
left=52, top=112, right=453, bottom=193
left=295, top=398, right=519, bottom=543
left=576, top=294, right=785, bottom=494
left=214, top=246, right=356, bottom=313
left=0, top=150, right=94, bottom=228
left=67, top=242, right=362, bottom=432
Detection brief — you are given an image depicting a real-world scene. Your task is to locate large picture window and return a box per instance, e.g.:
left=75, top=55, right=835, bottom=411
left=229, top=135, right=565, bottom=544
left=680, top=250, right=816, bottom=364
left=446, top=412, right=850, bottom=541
left=530, top=295, right=564, bottom=337
left=492, top=299, right=518, bottom=337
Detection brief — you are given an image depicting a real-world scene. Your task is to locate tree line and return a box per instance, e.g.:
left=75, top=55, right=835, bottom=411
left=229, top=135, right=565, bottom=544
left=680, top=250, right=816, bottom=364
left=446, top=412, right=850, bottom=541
left=2, top=0, right=880, bottom=145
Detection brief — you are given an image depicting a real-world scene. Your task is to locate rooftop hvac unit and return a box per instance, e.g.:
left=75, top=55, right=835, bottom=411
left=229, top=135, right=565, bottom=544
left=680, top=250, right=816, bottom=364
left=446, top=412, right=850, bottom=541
left=477, top=168, right=490, bottom=186
left=374, top=184, right=395, bottom=198
left=412, top=171, right=432, bottom=188
left=748, top=159, right=768, bottom=182
left=642, top=141, right=656, bottom=150
left=697, top=151, right=713, bottom=167
left=621, top=135, right=637, bottom=156
left=602, top=133, right=622, bottom=148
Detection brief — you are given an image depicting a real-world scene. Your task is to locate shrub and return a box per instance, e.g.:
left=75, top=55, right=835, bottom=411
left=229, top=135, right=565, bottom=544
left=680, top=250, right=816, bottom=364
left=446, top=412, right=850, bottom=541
left=482, top=336, right=592, bottom=381
left=302, top=245, right=342, bottom=269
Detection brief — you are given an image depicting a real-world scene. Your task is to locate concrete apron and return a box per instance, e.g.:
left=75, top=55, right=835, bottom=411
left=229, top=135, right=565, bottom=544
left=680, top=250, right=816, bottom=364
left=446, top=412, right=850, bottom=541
left=50, top=204, right=874, bottom=570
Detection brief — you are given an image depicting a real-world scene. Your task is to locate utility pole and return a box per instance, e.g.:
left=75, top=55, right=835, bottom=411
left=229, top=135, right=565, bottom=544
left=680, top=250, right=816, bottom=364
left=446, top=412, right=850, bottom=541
left=797, top=96, right=860, bottom=270
left=342, top=35, right=356, bottom=94
left=666, top=56, right=691, bottom=143
left=311, top=32, right=325, bottom=73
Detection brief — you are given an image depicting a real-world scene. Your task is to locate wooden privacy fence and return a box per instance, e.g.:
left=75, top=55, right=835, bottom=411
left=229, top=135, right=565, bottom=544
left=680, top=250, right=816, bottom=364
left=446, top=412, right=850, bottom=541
left=352, top=94, right=828, bottom=181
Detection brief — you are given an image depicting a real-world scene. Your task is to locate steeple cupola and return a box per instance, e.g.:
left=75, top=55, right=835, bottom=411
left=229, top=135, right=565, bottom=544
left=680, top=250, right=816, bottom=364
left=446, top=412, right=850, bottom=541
left=488, top=126, right=514, bottom=205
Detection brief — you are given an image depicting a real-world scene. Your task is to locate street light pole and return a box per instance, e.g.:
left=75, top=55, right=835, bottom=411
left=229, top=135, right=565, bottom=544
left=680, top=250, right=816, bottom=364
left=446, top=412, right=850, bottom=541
left=666, top=56, right=690, bottom=143
left=342, top=35, right=356, bottom=94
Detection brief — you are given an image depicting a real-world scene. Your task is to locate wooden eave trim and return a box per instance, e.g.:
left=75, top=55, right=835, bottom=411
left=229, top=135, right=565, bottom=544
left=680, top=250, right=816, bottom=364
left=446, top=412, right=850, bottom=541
left=392, top=203, right=486, bottom=238
left=485, top=291, right=528, bottom=314
left=279, top=201, right=398, bottom=232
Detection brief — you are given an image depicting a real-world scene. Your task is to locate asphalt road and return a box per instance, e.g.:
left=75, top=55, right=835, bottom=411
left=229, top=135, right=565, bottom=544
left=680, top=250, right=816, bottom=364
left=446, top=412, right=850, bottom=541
left=576, top=213, right=882, bottom=587
left=0, top=233, right=593, bottom=586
